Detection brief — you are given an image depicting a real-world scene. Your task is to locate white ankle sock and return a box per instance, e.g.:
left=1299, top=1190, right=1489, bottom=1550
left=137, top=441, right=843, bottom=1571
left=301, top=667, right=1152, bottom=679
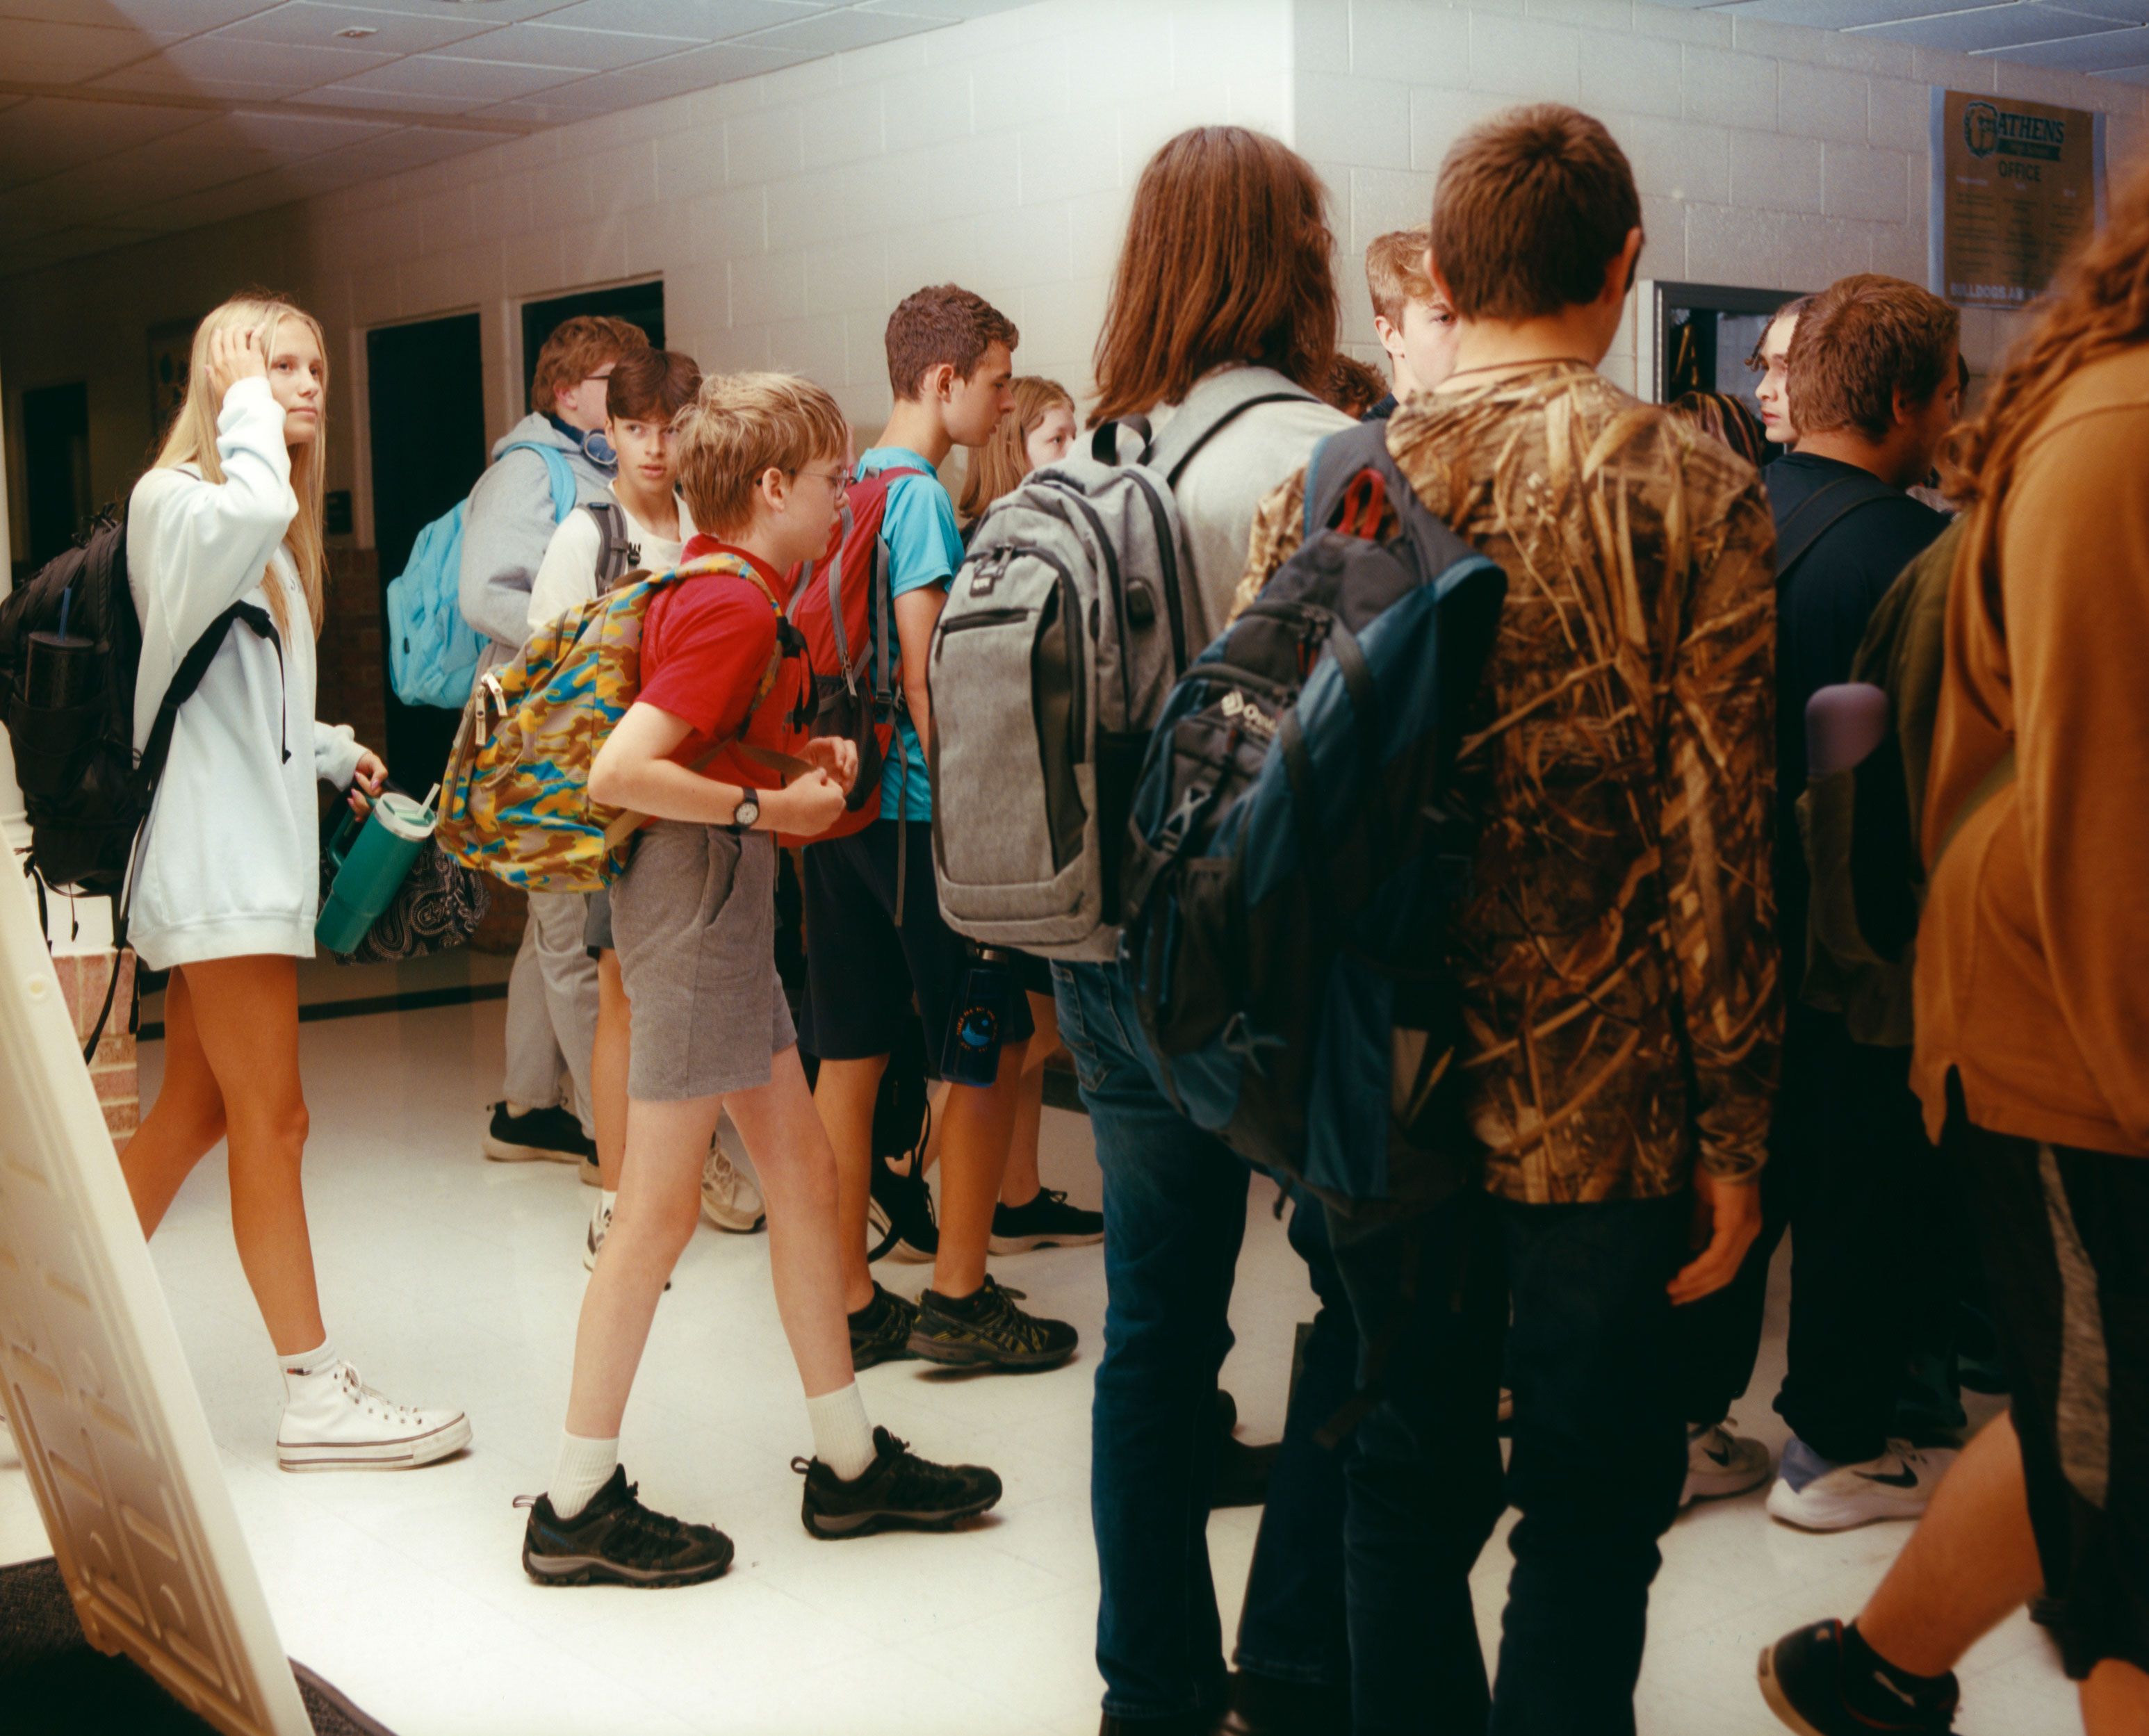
left=600, top=1189, right=618, bottom=1218
left=548, top=1431, right=619, bottom=1521
left=280, top=1338, right=336, bottom=1382
left=505, top=1100, right=535, bottom=1118
left=805, top=1384, right=877, bottom=1482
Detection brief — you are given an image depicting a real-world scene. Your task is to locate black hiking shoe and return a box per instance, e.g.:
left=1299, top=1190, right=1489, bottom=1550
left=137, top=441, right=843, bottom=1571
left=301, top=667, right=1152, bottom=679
left=1759, top=1619, right=1959, bottom=1734
left=793, top=1426, right=1002, bottom=1539
left=867, top=1153, right=938, bottom=1263
left=908, top=1274, right=1079, bottom=1371
left=517, top=1466, right=733, bottom=1588
left=989, top=1186, right=1104, bottom=1253
left=849, top=1282, right=920, bottom=1370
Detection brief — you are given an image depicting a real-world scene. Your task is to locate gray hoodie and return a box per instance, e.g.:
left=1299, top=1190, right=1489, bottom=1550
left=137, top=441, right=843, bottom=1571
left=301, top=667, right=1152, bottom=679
left=457, top=412, right=616, bottom=671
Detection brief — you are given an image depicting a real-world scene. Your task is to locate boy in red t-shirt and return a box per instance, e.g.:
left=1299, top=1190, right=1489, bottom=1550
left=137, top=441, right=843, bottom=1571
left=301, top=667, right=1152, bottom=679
left=519, top=373, right=1002, bottom=1587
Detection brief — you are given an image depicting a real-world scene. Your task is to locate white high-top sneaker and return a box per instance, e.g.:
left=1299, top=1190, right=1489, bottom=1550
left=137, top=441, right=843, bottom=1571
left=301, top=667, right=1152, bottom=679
left=277, top=1360, right=471, bottom=1473
left=701, top=1134, right=765, bottom=1234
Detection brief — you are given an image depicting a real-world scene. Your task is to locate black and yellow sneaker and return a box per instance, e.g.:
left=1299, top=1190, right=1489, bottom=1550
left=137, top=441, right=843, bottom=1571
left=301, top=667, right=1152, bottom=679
left=517, top=1466, right=733, bottom=1588
left=849, top=1281, right=920, bottom=1370
left=793, top=1427, right=1002, bottom=1539
left=988, top=1186, right=1104, bottom=1254
left=906, top=1274, right=1079, bottom=1371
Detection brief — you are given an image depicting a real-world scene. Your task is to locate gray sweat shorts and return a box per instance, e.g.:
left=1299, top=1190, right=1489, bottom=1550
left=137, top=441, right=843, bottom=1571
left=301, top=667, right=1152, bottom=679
left=610, top=821, right=795, bottom=1102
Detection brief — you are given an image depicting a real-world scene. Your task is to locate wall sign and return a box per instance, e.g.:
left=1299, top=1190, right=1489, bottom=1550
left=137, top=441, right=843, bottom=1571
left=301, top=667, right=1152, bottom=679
left=1931, top=89, right=2106, bottom=309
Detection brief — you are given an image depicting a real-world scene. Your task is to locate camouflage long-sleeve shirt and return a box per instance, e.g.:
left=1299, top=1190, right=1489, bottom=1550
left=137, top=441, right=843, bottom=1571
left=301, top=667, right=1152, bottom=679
left=1235, top=362, right=1781, bottom=1204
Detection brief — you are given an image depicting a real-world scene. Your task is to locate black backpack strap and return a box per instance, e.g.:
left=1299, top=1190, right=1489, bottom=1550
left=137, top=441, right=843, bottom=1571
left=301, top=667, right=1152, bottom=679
left=586, top=500, right=639, bottom=596
left=1773, top=472, right=1902, bottom=581
left=131, top=601, right=281, bottom=802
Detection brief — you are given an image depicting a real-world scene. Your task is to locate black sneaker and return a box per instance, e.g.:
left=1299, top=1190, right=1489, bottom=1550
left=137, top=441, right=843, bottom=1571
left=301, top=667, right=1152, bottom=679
left=867, top=1153, right=938, bottom=1263
left=517, top=1466, right=733, bottom=1588
left=908, top=1275, right=1078, bottom=1371
left=793, top=1426, right=1002, bottom=1539
left=1759, top=1619, right=1959, bottom=1734
left=989, top=1186, right=1104, bottom=1253
left=484, top=1102, right=595, bottom=1166
left=849, top=1282, right=920, bottom=1370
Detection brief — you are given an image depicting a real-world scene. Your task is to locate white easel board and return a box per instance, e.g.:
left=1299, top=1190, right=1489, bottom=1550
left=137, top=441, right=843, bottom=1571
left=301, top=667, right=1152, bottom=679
left=0, top=858, right=310, bottom=1736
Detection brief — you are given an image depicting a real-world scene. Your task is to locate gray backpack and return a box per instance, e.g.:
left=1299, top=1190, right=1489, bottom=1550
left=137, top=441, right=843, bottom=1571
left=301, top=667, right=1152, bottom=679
left=929, top=369, right=1316, bottom=961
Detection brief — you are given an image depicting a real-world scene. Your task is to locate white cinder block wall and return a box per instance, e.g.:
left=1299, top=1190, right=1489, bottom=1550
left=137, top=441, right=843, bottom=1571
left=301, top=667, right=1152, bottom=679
left=0, top=0, right=1293, bottom=541
left=1299, top=0, right=2149, bottom=392
left=6, top=0, right=2149, bottom=552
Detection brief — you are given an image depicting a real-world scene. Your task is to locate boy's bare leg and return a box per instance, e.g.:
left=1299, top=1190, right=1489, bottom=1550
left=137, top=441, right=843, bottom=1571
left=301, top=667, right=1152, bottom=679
left=725, top=1046, right=853, bottom=1397
left=931, top=1043, right=1023, bottom=1299
left=812, top=1054, right=888, bottom=1315
left=564, top=1094, right=717, bottom=1438
left=1857, top=1414, right=2045, bottom=1677
left=592, top=951, right=630, bottom=1194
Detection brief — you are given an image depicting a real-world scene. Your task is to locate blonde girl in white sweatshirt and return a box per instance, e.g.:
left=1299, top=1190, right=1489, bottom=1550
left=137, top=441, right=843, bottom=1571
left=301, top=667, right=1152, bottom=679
left=118, top=293, right=468, bottom=1471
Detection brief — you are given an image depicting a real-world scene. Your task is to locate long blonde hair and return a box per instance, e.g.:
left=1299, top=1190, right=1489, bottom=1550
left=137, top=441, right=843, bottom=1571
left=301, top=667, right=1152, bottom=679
left=958, top=375, right=1075, bottom=522
left=154, top=293, right=327, bottom=639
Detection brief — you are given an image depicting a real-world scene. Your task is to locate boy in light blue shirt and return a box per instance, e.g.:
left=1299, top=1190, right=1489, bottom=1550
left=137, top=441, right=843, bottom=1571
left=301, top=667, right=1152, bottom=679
left=799, top=285, right=1078, bottom=1377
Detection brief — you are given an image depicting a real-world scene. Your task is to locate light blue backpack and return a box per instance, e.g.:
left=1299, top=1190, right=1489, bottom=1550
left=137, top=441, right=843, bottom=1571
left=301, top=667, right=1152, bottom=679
left=386, top=441, right=575, bottom=709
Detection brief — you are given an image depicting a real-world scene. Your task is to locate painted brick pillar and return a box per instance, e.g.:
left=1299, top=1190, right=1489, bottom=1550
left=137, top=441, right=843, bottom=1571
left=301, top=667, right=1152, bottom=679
left=52, top=949, right=140, bottom=1145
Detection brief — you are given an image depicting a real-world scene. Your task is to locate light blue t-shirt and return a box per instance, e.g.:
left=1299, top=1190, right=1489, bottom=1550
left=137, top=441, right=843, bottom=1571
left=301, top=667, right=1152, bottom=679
left=858, top=446, right=960, bottom=821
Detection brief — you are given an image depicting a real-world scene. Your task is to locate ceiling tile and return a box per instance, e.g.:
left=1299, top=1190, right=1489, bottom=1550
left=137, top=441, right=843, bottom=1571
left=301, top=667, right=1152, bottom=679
left=0, top=225, right=162, bottom=277
left=852, top=0, right=1040, bottom=15
left=211, top=1, right=508, bottom=55
left=91, top=35, right=398, bottom=100
left=1989, top=20, right=2149, bottom=65
left=425, top=19, right=704, bottom=69
left=294, top=80, right=479, bottom=113
left=295, top=0, right=585, bottom=19
left=1859, top=5, right=2134, bottom=51
left=0, top=16, right=165, bottom=83
left=537, top=0, right=831, bottom=40
left=2091, top=54, right=2149, bottom=75
left=1724, top=0, right=2004, bottom=24
left=316, top=53, right=587, bottom=101
left=565, top=38, right=810, bottom=101
left=34, top=128, right=281, bottom=213
left=0, top=3, right=283, bottom=31
left=0, top=96, right=209, bottom=190
left=739, top=7, right=947, bottom=52
left=198, top=106, right=402, bottom=152
left=2044, top=0, right=2149, bottom=24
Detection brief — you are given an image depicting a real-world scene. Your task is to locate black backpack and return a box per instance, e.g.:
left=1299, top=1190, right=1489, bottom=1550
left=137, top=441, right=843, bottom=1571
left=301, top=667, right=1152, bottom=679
left=1, top=507, right=276, bottom=1054
left=1118, top=421, right=1507, bottom=1208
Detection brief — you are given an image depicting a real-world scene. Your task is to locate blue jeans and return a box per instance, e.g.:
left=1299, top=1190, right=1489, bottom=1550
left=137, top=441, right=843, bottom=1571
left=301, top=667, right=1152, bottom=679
left=1322, top=1192, right=1507, bottom=1734
left=1489, top=1194, right=1691, bottom=1736
left=1055, top=961, right=1350, bottom=1721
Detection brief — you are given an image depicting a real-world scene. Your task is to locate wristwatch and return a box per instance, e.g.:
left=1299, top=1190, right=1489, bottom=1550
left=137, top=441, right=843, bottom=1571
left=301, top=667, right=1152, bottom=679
left=733, top=787, right=760, bottom=829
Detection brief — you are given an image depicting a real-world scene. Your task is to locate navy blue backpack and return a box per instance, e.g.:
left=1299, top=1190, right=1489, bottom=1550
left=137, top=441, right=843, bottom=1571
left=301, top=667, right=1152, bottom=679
left=1118, top=420, right=1506, bottom=1206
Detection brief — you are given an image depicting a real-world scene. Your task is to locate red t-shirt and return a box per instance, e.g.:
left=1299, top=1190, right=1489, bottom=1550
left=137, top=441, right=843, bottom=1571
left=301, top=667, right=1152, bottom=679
left=637, top=540, right=806, bottom=787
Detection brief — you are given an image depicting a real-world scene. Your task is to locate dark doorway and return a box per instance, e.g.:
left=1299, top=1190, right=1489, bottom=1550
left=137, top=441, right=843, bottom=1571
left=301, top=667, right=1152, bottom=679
left=22, top=382, right=92, bottom=578
left=367, top=312, right=487, bottom=787
left=520, top=281, right=665, bottom=410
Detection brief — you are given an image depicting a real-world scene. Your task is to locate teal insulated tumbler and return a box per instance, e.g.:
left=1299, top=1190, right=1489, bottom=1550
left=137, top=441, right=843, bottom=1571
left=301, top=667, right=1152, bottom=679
left=317, top=792, right=436, bottom=956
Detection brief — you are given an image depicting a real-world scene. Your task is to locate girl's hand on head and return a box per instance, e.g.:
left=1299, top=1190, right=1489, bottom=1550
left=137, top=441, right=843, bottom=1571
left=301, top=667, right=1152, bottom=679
left=206, top=327, right=268, bottom=402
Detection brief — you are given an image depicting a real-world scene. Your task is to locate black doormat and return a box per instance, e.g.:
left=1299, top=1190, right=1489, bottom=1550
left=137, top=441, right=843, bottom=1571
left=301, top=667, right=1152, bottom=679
left=0, top=1557, right=396, bottom=1736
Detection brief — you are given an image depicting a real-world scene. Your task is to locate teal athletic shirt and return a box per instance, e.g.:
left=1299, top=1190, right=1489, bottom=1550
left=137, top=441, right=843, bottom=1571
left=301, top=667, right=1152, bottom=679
left=856, top=445, right=961, bottom=821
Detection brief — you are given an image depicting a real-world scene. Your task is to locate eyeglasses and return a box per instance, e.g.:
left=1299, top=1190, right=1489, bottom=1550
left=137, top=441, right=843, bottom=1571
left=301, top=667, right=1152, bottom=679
left=581, top=368, right=616, bottom=384
left=794, top=465, right=853, bottom=491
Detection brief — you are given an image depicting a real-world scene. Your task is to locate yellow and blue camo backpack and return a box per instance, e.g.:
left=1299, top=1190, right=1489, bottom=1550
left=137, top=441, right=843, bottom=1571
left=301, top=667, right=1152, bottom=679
left=434, top=553, right=792, bottom=894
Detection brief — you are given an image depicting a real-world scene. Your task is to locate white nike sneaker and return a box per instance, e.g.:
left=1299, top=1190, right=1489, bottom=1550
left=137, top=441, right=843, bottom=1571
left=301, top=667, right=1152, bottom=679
left=1681, top=1420, right=1771, bottom=1507
left=1765, top=1436, right=1957, bottom=1531
left=701, top=1133, right=765, bottom=1234
left=585, top=1195, right=610, bottom=1272
left=277, top=1361, right=471, bottom=1473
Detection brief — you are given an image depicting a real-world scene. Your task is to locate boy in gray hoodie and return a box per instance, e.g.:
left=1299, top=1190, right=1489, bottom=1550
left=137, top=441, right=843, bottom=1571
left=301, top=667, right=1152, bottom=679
left=464, top=314, right=648, bottom=1171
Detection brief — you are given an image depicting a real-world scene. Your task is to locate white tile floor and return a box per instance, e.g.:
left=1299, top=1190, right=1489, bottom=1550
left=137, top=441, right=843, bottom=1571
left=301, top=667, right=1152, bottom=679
left=0, top=988, right=2084, bottom=1736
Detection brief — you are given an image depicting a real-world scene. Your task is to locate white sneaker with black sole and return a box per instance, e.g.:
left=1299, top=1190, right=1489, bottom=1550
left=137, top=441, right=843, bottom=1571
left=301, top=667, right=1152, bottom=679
left=277, top=1361, right=470, bottom=1472
left=1681, top=1420, right=1772, bottom=1507
left=1765, top=1436, right=1956, bottom=1531
left=701, top=1136, right=765, bottom=1233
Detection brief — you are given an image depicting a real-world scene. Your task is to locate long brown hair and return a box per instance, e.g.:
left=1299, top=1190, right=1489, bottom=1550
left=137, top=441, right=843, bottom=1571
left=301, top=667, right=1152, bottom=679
left=1945, top=156, right=2149, bottom=582
left=1090, top=127, right=1338, bottom=425
left=154, top=293, right=327, bottom=639
left=958, top=376, right=1074, bottom=521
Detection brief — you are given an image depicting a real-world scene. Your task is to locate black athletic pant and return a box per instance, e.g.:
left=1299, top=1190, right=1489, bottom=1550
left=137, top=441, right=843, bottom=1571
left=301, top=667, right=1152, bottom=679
left=1678, top=1005, right=1969, bottom=1465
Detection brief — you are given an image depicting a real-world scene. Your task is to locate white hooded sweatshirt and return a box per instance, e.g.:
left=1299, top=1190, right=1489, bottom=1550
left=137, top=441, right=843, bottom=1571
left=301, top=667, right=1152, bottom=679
left=124, top=375, right=363, bottom=970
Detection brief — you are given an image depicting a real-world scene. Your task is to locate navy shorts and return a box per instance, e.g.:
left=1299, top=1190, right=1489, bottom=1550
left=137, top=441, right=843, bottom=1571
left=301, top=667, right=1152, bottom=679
left=798, top=819, right=1033, bottom=1078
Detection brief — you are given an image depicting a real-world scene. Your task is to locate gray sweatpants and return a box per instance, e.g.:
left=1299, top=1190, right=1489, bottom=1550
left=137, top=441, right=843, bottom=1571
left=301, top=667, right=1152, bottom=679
left=502, top=890, right=598, bottom=1136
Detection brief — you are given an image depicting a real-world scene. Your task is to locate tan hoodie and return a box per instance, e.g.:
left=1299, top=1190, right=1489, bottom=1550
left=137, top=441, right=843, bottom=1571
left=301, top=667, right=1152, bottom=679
left=1913, top=345, right=2149, bottom=1158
